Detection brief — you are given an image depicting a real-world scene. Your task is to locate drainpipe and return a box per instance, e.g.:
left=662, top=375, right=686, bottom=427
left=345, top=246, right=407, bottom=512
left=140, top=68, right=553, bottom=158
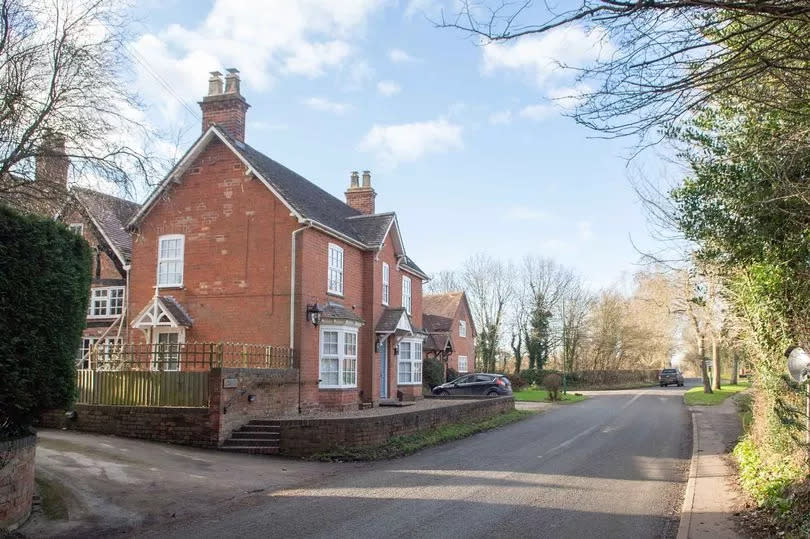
left=290, top=219, right=312, bottom=415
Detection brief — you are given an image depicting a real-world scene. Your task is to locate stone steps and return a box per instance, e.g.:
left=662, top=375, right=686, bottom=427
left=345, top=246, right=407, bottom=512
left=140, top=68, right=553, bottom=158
left=220, top=419, right=282, bottom=455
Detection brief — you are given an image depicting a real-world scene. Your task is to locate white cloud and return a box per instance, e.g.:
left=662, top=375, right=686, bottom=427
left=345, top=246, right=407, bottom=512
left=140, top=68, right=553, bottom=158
left=389, top=48, right=417, bottom=63
left=302, top=97, right=351, bottom=114
left=577, top=220, right=593, bottom=240
left=376, top=80, right=401, bottom=96
left=489, top=110, right=513, bottom=125
left=359, top=118, right=463, bottom=165
left=482, top=25, right=611, bottom=88
left=519, top=103, right=556, bottom=121
left=506, top=206, right=549, bottom=221
left=131, top=0, right=385, bottom=123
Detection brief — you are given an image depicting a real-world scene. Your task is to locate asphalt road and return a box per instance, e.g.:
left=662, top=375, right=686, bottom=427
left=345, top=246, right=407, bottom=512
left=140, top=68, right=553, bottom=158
left=132, top=383, right=693, bottom=539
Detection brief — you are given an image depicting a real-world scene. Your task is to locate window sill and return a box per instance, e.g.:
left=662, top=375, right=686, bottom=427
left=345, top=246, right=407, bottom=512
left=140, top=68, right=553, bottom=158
left=326, top=291, right=344, bottom=299
left=396, top=382, right=423, bottom=386
left=318, top=386, right=359, bottom=391
left=156, top=285, right=184, bottom=290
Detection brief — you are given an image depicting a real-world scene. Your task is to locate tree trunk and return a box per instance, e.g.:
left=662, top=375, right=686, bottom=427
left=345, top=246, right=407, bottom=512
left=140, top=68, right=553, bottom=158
left=699, top=335, right=713, bottom=394
left=731, top=349, right=738, bottom=385
left=711, top=335, right=721, bottom=391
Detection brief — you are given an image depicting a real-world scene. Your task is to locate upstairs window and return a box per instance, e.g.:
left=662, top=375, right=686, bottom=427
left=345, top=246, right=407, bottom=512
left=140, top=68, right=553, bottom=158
left=157, top=235, right=184, bottom=287
left=88, top=287, right=125, bottom=318
left=402, top=275, right=411, bottom=314
left=327, top=243, right=344, bottom=295
left=69, top=223, right=83, bottom=236
left=382, top=262, right=390, bottom=305
left=459, top=320, right=467, bottom=337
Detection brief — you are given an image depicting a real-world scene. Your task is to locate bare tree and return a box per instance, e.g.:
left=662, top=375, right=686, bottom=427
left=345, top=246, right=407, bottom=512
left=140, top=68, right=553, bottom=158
left=438, top=0, right=810, bottom=136
left=461, top=253, right=514, bottom=372
left=0, top=0, right=164, bottom=212
left=425, top=270, right=461, bottom=294
left=558, top=276, right=592, bottom=374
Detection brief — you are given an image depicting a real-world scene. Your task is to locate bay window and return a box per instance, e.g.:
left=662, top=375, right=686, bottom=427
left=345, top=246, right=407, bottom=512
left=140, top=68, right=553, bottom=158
left=319, top=326, right=357, bottom=388
left=397, top=339, right=422, bottom=385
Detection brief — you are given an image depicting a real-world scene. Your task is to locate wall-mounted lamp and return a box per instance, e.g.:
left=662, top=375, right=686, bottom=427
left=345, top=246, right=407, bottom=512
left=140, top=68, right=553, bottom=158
left=306, top=303, right=323, bottom=326
left=393, top=344, right=399, bottom=355
left=247, top=394, right=257, bottom=403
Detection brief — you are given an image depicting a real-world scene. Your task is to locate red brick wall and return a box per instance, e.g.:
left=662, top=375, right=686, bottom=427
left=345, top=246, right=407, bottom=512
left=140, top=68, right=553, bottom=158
left=0, top=434, right=36, bottom=531
left=277, top=397, right=514, bottom=456
left=128, top=138, right=297, bottom=347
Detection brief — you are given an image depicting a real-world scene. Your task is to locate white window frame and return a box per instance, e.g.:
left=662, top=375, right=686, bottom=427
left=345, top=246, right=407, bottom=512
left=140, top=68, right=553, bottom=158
left=459, top=320, right=467, bottom=338
left=87, top=286, right=125, bottom=318
left=382, top=262, right=390, bottom=306
left=327, top=243, right=344, bottom=296
left=319, top=325, right=358, bottom=389
left=157, top=234, right=185, bottom=288
left=402, top=276, right=412, bottom=315
left=397, top=339, right=423, bottom=385
left=152, top=328, right=184, bottom=372
left=69, top=223, right=83, bottom=236
left=458, top=355, right=469, bottom=373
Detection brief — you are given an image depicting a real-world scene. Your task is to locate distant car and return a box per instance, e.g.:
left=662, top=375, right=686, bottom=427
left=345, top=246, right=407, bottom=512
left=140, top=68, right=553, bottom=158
left=659, top=368, right=684, bottom=387
left=432, top=373, right=513, bottom=397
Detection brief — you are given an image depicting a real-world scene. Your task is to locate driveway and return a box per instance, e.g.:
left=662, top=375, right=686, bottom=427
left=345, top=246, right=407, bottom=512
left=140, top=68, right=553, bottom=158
left=26, top=383, right=694, bottom=538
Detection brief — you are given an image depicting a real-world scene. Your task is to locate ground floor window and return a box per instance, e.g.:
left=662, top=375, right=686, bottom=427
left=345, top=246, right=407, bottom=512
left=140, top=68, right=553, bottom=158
left=152, top=330, right=182, bottom=371
left=458, top=355, right=468, bottom=373
left=319, top=326, right=358, bottom=388
left=76, top=337, right=123, bottom=369
left=398, top=339, right=423, bottom=385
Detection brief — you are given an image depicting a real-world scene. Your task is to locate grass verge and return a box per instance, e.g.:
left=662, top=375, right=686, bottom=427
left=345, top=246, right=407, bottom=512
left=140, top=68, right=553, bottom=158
left=513, top=389, right=587, bottom=404
left=35, top=476, right=70, bottom=520
left=683, top=383, right=750, bottom=405
left=311, top=409, right=535, bottom=461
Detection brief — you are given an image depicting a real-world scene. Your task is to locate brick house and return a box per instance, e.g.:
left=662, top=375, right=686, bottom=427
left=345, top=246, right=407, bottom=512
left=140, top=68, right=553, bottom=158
left=125, top=69, right=429, bottom=411
left=423, top=291, right=477, bottom=376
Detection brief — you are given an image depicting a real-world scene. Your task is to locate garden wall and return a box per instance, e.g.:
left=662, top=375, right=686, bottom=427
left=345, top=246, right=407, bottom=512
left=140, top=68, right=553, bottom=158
left=277, top=396, right=514, bottom=457
left=0, top=434, right=36, bottom=531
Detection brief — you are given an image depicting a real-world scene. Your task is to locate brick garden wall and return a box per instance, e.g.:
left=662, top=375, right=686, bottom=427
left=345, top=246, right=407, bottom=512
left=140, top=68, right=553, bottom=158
left=0, top=434, right=37, bottom=531
left=277, top=396, right=514, bottom=457
left=39, top=405, right=218, bottom=447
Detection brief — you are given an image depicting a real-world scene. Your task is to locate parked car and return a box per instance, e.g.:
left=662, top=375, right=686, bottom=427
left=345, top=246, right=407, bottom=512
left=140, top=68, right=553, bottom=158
left=432, top=373, right=513, bottom=397
left=659, top=368, right=684, bottom=387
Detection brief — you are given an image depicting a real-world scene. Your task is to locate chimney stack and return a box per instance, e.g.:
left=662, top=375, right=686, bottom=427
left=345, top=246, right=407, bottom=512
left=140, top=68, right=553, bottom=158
left=199, top=67, right=250, bottom=142
left=345, top=170, right=376, bottom=215
left=35, top=131, right=69, bottom=189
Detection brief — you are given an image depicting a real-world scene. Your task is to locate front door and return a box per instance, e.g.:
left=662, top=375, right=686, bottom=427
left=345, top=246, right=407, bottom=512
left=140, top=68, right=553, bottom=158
left=379, top=338, right=388, bottom=399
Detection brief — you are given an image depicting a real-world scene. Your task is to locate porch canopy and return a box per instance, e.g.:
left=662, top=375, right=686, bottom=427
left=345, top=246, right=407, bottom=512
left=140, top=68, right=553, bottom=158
left=375, top=308, right=426, bottom=344
left=131, top=296, right=192, bottom=330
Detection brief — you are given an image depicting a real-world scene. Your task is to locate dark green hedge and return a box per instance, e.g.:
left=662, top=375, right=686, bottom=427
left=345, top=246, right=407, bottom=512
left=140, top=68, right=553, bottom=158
left=0, top=205, right=91, bottom=439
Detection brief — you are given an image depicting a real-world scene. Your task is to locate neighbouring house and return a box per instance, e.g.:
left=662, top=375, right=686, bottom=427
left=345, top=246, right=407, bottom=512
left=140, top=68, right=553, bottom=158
left=423, top=291, right=476, bottom=377
left=125, top=69, right=429, bottom=412
left=62, top=188, right=139, bottom=366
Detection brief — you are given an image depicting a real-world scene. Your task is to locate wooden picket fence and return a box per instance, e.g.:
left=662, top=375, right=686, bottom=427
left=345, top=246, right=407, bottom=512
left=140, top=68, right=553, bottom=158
left=74, top=341, right=296, bottom=407
left=76, top=369, right=210, bottom=407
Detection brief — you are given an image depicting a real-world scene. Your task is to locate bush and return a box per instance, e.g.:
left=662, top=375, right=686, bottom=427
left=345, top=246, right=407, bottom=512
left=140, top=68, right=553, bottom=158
left=0, top=206, right=91, bottom=439
left=422, top=357, right=445, bottom=389
left=543, top=373, right=563, bottom=401
left=520, top=368, right=538, bottom=386
left=508, top=373, right=529, bottom=390
left=446, top=367, right=459, bottom=383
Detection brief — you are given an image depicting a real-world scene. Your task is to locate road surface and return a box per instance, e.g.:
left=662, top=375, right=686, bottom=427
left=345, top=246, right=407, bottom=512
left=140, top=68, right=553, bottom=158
left=130, top=383, right=692, bottom=539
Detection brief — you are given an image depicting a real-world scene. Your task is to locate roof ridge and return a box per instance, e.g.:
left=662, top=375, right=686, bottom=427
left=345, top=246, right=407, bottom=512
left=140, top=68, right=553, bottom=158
left=346, top=212, right=395, bottom=220
left=72, top=186, right=140, bottom=207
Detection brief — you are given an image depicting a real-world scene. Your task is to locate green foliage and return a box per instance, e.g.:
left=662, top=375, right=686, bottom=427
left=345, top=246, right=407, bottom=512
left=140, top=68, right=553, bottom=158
left=513, top=389, right=586, bottom=404
left=311, top=409, right=535, bottom=461
left=526, top=305, right=551, bottom=370
left=446, top=367, right=458, bottom=382
left=422, top=357, right=445, bottom=389
left=734, top=436, right=803, bottom=509
left=0, top=205, right=91, bottom=439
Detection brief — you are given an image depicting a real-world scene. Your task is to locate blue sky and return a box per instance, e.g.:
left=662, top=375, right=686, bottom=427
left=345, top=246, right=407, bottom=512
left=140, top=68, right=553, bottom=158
left=126, top=0, right=671, bottom=289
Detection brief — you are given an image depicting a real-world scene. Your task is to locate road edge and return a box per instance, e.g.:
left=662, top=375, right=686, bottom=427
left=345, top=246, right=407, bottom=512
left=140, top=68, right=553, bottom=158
left=676, top=410, right=699, bottom=539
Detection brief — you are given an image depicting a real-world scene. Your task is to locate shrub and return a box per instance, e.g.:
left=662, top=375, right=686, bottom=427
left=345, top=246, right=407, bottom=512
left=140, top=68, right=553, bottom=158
left=0, top=206, right=91, bottom=439
left=422, top=357, right=445, bottom=389
left=520, top=368, right=538, bottom=386
left=446, top=367, right=459, bottom=382
left=508, top=373, right=529, bottom=390
left=543, top=373, right=563, bottom=401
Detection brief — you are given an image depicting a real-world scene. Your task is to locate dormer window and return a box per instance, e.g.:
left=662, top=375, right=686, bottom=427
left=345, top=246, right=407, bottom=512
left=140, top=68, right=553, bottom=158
left=157, top=234, right=184, bottom=288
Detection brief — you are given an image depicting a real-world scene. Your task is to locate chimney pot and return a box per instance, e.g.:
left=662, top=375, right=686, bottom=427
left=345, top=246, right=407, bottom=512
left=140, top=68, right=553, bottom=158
left=362, top=170, right=371, bottom=187
left=224, top=67, right=241, bottom=94
left=350, top=171, right=359, bottom=188
left=208, top=71, right=223, bottom=96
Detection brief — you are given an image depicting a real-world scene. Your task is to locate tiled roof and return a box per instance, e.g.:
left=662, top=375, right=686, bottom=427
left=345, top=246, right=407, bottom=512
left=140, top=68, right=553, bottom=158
left=375, top=307, right=408, bottom=333
left=159, top=296, right=193, bottom=327
left=73, top=187, right=139, bottom=262
left=424, top=333, right=452, bottom=353
left=321, top=302, right=365, bottom=324
left=423, top=313, right=452, bottom=332
left=346, top=213, right=394, bottom=247
left=400, top=255, right=427, bottom=278
left=423, top=291, right=464, bottom=320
